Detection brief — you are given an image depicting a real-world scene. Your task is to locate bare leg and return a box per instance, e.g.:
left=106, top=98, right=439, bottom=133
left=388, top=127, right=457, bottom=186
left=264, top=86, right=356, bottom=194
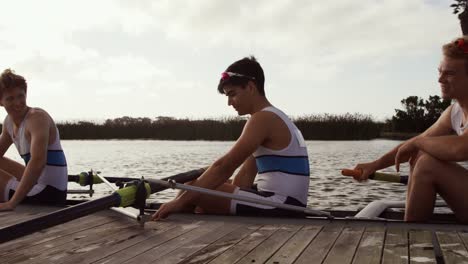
left=0, top=169, right=15, bottom=202
left=195, top=183, right=237, bottom=214
left=0, top=157, right=24, bottom=181
left=406, top=153, right=468, bottom=223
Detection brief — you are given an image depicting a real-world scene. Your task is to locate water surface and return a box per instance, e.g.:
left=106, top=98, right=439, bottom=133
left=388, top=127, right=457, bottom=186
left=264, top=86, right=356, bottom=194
left=6, top=139, right=411, bottom=210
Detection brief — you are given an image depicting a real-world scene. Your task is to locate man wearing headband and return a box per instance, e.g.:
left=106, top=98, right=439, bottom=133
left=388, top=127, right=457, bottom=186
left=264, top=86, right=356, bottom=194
left=350, top=37, right=468, bottom=223
left=153, top=56, right=310, bottom=220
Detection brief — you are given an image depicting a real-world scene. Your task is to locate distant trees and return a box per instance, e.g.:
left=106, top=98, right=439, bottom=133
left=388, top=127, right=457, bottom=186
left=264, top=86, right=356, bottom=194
left=389, top=95, right=451, bottom=133
left=452, top=0, right=468, bottom=34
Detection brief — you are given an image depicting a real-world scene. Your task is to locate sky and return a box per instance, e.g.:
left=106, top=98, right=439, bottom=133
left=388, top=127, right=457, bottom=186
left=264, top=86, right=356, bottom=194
left=0, top=0, right=461, bottom=123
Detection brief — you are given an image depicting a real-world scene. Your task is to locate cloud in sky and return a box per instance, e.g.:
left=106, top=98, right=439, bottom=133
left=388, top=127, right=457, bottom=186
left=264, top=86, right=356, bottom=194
left=0, top=0, right=460, bottom=121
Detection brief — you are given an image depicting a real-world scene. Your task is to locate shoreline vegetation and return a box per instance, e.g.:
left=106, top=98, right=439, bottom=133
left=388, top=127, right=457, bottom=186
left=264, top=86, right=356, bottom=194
left=53, top=94, right=449, bottom=141
left=47, top=114, right=410, bottom=141
left=0, top=95, right=445, bottom=141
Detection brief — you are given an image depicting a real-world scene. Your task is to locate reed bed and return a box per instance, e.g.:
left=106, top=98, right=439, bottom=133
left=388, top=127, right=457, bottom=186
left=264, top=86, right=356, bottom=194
left=55, top=114, right=383, bottom=141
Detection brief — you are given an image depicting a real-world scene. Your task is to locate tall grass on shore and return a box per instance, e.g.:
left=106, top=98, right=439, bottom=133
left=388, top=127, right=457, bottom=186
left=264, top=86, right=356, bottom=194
left=294, top=113, right=382, bottom=140
left=54, top=114, right=382, bottom=141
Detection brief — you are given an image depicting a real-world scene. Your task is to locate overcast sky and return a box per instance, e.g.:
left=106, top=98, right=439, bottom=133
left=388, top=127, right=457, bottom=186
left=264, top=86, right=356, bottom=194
left=0, top=0, right=460, bottom=122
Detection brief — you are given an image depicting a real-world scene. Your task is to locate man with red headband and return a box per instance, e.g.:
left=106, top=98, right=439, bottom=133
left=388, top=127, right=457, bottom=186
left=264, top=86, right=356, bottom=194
left=351, top=37, right=468, bottom=223
left=153, top=56, right=310, bottom=220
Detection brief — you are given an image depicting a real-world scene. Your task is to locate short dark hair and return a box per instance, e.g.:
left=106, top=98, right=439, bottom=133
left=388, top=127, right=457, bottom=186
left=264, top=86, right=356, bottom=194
left=217, top=56, right=265, bottom=96
left=0, top=69, right=27, bottom=99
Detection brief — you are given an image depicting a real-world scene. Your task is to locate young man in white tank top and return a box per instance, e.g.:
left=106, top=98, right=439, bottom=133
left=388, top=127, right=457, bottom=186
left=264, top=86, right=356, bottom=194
left=153, top=57, right=310, bottom=220
left=351, top=37, right=468, bottom=224
left=0, top=69, right=67, bottom=211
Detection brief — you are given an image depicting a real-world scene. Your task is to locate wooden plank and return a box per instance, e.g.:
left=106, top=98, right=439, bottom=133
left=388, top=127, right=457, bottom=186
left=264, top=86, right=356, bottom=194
left=209, top=225, right=281, bottom=264
left=437, top=231, right=468, bottom=263
left=352, top=226, right=385, bottom=264
left=0, top=212, right=117, bottom=258
left=409, top=230, right=436, bottom=264
left=4, top=219, right=135, bottom=264
left=323, top=226, right=365, bottom=264
left=460, top=231, right=468, bottom=250
left=294, top=223, right=343, bottom=264
left=47, top=221, right=176, bottom=264
left=265, top=225, right=322, bottom=264
left=95, top=220, right=204, bottom=264
left=235, top=224, right=303, bottom=264
left=180, top=224, right=262, bottom=264
left=123, top=220, right=226, bottom=264
left=382, top=228, right=407, bottom=264
left=0, top=205, right=59, bottom=228
left=155, top=221, right=244, bottom=264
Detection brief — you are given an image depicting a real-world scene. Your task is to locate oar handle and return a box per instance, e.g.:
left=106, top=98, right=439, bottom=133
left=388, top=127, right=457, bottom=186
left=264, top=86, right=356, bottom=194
left=341, top=169, right=408, bottom=184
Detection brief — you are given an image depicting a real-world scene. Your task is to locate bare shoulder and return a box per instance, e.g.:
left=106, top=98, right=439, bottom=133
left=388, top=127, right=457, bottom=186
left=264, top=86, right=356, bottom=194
left=421, top=104, right=454, bottom=137
left=248, top=110, right=279, bottom=126
left=25, top=108, right=52, bottom=130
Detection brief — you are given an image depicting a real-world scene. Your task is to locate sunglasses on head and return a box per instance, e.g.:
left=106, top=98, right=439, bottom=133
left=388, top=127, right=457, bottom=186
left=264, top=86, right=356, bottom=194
left=220, top=72, right=255, bottom=82
left=454, top=38, right=468, bottom=54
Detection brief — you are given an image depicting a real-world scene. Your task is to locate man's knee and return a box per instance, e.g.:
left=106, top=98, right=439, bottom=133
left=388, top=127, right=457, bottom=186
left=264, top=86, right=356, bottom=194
left=411, top=153, right=441, bottom=181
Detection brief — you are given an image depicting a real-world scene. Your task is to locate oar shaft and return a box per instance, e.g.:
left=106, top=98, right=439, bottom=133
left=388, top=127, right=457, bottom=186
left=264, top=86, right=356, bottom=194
left=0, top=193, right=121, bottom=243
left=68, top=174, right=141, bottom=186
left=0, top=167, right=206, bottom=243
left=341, top=169, right=408, bottom=185
left=151, top=179, right=332, bottom=218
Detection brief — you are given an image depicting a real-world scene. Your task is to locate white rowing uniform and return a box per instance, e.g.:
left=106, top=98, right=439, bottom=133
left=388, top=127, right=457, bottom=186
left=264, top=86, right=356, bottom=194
left=3, top=108, right=67, bottom=205
left=231, top=106, right=310, bottom=216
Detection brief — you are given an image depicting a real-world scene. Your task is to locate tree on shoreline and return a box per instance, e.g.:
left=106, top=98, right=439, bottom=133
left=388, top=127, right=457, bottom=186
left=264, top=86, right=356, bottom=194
left=452, top=0, right=468, bottom=34
left=390, top=95, right=451, bottom=133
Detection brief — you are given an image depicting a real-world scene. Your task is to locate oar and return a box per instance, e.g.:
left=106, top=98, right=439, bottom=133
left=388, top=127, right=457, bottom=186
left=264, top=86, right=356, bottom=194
left=341, top=169, right=408, bottom=185
left=68, top=172, right=142, bottom=186
left=0, top=167, right=206, bottom=243
left=152, top=179, right=333, bottom=219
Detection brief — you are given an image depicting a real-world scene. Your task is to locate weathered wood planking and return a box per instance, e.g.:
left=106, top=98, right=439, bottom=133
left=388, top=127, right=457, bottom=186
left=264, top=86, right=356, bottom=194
left=123, top=220, right=227, bottom=264
left=208, top=224, right=281, bottom=264
left=437, top=231, right=468, bottom=263
left=323, top=226, right=365, bottom=264
left=179, top=224, right=263, bottom=264
left=409, top=230, right=436, bottom=264
left=3, top=206, right=468, bottom=264
left=352, top=226, right=386, bottom=264
left=294, top=223, right=344, bottom=264
left=381, top=228, right=408, bottom=264
left=235, top=224, right=303, bottom=264
left=0, top=212, right=118, bottom=258
left=265, top=225, right=322, bottom=264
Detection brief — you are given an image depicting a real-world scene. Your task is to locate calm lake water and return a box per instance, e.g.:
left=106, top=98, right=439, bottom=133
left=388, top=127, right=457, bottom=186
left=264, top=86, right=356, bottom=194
left=5, top=139, right=412, bottom=210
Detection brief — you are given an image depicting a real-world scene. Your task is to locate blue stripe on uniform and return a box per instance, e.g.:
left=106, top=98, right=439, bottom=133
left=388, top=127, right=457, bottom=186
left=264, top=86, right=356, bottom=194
left=20, top=150, right=67, bottom=167
left=255, top=155, right=310, bottom=176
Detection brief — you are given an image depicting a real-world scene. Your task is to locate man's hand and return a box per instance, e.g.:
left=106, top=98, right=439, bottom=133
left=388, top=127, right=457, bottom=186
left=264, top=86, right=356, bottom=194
left=395, top=139, right=419, bottom=172
left=151, top=199, right=186, bottom=221
left=0, top=201, right=16, bottom=212
left=353, top=161, right=379, bottom=182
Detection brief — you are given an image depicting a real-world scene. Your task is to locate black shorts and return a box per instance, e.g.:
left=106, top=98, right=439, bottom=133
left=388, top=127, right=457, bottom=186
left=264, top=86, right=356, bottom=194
left=9, top=185, right=67, bottom=206
left=232, top=185, right=306, bottom=217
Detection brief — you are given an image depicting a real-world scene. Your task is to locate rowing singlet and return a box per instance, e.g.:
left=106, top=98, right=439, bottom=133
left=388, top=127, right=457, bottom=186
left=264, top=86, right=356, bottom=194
left=4, top=108, right=68, bottom=191
left=451, top=102, right=466, bottom=136
left=253, top=106, right=310, bottom=205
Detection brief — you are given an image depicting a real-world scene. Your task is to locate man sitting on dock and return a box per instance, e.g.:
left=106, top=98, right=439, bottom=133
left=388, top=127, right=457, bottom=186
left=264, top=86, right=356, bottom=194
left=153, top=56, right=310, bottom=220
left=351, top=37, right=468, bottom=223
left=0, top=69, right=67, bottom=211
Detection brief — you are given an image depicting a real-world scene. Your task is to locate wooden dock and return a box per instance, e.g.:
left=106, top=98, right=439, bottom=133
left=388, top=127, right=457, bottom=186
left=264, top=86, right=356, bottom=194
left=1, top=205, right=468, bottom=263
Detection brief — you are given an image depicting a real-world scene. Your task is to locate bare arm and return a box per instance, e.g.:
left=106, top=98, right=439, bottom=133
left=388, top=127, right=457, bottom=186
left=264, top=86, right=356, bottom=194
left=355, top=105, right=454, bottom=179
left=7, top=113, right=49, bottom=206
left=0, top=122, right=13, bottom=157
left=176, top=112, right=271, bottom=205
left=232, top=155, right=257, bottom=188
